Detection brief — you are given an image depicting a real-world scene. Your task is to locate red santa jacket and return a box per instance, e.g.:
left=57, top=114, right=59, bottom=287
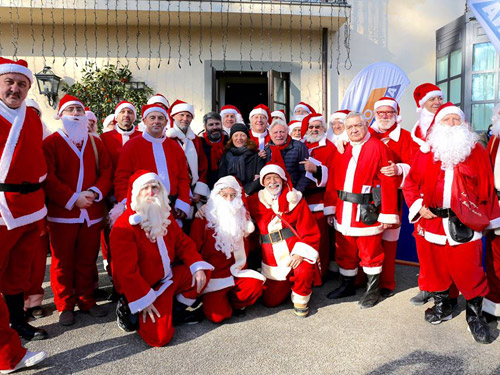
left=323, top=133, right=400, bottom=237
left=488, top=135, right=500, bottom=193
left=249, top=129, right=270, bottom=151
left=114, top=132, right=192, bottom=215
left=403, top=144, right=500, bottom=246
left=190, top=218, right=265, bottom=293
left=247, top=187, right=320, bottom=281
left=0, top=103, right=47, bottom=229
left=100, top=127, right=141, bottom=172
left=166, top=125, right=210, bottom=198
left=303, top=136, right=337, bottom=212
left=43, top=130, right=113, bottom=226
left=110, top=212, right=213, bottom=313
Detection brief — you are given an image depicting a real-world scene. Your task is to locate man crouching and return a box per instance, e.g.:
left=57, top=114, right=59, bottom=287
left=110, top=171, right=213, bottom=347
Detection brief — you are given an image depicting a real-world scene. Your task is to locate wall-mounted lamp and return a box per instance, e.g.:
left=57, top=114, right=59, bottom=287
left=35, top=66, right=61, bottom=108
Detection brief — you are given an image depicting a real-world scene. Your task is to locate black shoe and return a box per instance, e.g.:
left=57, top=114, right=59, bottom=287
left=380, top=288, right=395, bottom=298
left=424, top=291, right=453, bottom=325
left=232, top=307, right=246, bottom=318
left=94, top=288, right=109, bottom=300
left=107, top=287, right=120, bottom=302
left=450, top=297, right=458, bottom=311
left=59, top=310, right=76, bottom=326
left=359, top=274, right=381, bottom=309
left=410, top=290, right=432, bottom=306
left=25, top=306, right=46, bottom=320
left=172, top=298, right=204, bottom=326
left=466, top=296, right=492, bottom=344
left=327, top=276, right=356, bottom=299
left=11, top=322, right=48, bottom=341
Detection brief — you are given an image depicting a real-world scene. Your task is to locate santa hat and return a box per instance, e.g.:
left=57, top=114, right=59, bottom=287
left=293, top=102, right=315, bottom=115
left=271, top=109, right=287, bottom=123
left=301, top=113, right=326, bottom=138
left=102, top=114, right=115, bottom=128
left=288, top=120, right=301, bottom=135
left=169, top=99, right=195, bottom=118
left=432, top=102, right=465, bottom=125
left=329, top=109, right=350, bottom=124
left=0, top=57, right=33, bottom=84
left=55, top=94, right=85, bottom=118
left=220, top=105, right=241, bottom=118
left=249, top=104, right=271, bottom=123
left=413, top=83, right=443, bottom=112
left=259, top=162, right=300, bottom=205
left=26, top=98, right=41, bottom=115
left=147, top=93, right=170, bottom=109
left=141, top=103, right=168, bottom=120
left=114, top=101, right=137, bottom=120
left=85, top=107, right=97, bottom=122
left=374, top=97, right=402, bottom=124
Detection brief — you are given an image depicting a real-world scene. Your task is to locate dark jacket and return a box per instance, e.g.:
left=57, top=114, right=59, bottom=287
left=265, top=139, right=310, bottom=192
left=218, top=147, right=266, bottom=195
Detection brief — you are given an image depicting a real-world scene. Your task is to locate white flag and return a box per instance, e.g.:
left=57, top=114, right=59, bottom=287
left=468, top=0, right=500, bottom=55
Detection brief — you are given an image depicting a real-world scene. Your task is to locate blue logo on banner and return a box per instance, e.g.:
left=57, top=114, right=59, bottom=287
left=472, top=1, right=500, bottom=40
left=384, top=85, right=401, bottom=99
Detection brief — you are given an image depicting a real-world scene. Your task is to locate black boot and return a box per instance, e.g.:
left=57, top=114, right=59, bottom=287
left=424, top=291, right=453, bottom=325
left=4, top=294, right=48, bottom=341
left=327, top=276, right=356, bottom=299
left=466, top=296, right=492, bottom=344
left=172, top=298, right=204, bottom=326
left=410, top=290, right=432, bottom=306
left=359, top=273, right=381, bottom=309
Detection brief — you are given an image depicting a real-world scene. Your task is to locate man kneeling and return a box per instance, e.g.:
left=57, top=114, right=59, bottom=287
left=190, top=176, right=265, bottom=323
left=110, top=171, right=213, bottom=347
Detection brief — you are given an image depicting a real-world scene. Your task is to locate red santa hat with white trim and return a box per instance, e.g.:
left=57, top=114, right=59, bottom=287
left=249, top=104, right=271, bottom=124
left=288, top=120, right=301, bottom=135
left=0, top=57, right=33, bottom=85
left=432, top=102, right=465, bottom=125
left=85, top=107, right=97, bottom=122
left=271, top=109, right=287, bottom=123
left=259, top=162, right=300, bottom=207
left=413, top=83, right=443, bottom=113
left=220, top=104, right=241, bottom=118
left=114, top=100, right=137, bottom=121
left=141, top=103, right=168, bottom=120
left=374, top=97, right=402, bottom=124
left=55, top=94, right=85, bottom=119
left=300, top=112, right=326, bottom=139
left=329, top=109, right=350, bottom=124
left=169, top=99, right=195, bottom=119
left=147, top=93, right=170, bottom=109
left=293, top=101, right=315, bottom=115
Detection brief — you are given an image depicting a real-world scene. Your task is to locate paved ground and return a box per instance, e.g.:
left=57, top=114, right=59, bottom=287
left=17, top=256, right=500, bottom=375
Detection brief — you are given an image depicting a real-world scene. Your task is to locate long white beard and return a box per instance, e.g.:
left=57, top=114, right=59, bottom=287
left=62, top=115, right=88, bottom=145
left=135, top=196, right=171, bottom=242
left=206, top=195, right=249, bottom=259
left=293, top=114, right=307, bottom=121
left=304, top=132, right=325, bottom=143
left=428, top=122, right=478, bottom=170
left=418, top=108, right=435, bottom=137
left=492, top=117, right=500, bottom=137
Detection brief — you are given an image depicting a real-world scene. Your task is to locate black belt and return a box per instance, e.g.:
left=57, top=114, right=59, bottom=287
left=429, top=207, right=455, bottom=218
left=261, top=227, right=295, bottom=244
left=0, top=182, right=42, bottom=194
left=496, top=190, right=500, bottom=200
left=338, top=190, right=373, bottom=205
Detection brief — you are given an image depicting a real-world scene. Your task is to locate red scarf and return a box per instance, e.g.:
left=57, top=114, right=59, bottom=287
left=269, top=136, right=292, bottom=166
left=370, top=123, right=397, bottom=142
left=203, top=132, right=225, bottom=170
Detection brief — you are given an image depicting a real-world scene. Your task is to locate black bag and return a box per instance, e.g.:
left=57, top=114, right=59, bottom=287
left=448, top=214, right=474, bottom=243
left=116, top=296, right=139, bottom=332
left=359, top=187, right=382, bottom=225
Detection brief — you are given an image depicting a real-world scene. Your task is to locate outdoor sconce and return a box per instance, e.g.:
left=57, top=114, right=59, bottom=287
left=35, top=66, right=61, bottom=108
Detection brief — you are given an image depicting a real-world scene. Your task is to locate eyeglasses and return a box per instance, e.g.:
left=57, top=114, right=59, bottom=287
left=62, top=106, right=85, bottom=115
left=376, top=111, right=396, bottom=117
left=308, top=125, right=323, bottom=130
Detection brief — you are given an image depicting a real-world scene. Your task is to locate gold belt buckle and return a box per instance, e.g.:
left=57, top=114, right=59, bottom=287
left=269, top=230, right=284, bottom=243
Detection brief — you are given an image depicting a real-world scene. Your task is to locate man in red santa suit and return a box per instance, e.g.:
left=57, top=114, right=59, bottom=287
left=247, top=163, right=320, bottom=317
left=403, top=103, right=500, bottom=344
left=43, top=94, right=113, bottom=326
left=326, top=109, right=349, bottom=145
left=113, top=104, right=191, bottom=224
left=0, top=57, right=47, bottom=373
left=248, top=104, right=271, bottom=151
left=324, top=112, right=400, bottom=309
left=111, top=170, right=213, bottom=346
left=166, top=100, right=210, bottom=219
left=299, top=112, right=337, bottom=280
left=220, top=104, right=243, bottom=136
left=369, top=97, right=418, bottom=297
left=190, top=176, right=265, bottom=323
left=481, top=102, right=500, bottom=321
left=292, top=101, right=314, bottom=121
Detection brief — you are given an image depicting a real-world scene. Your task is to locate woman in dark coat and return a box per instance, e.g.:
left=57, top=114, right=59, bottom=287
left=218, top=123, right=265, bottom=195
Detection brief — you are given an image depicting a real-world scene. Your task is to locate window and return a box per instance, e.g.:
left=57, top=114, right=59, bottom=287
left=436, top=49, right=462, bottom=107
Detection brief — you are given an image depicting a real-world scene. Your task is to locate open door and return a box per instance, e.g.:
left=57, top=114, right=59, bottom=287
left=268, top=69, right=290, bottom=120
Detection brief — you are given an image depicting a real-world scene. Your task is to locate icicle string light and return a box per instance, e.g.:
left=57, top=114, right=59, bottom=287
left=41, top=0, right=47, bottom=63
left=158, top=0, right=162, bottom=68
left=343, top=4, right=352, bottom=70
left=239, top=0, right=243, bottom=73
left=167, top=0, right=171, bottom=64
left=249, top=0, right=253, bottom=70
left=94, top=0, right=98, bottom=61
left=62, top=0, right=67, bottom=65
left=148, top=0, right=152, bottom=70
left=125, top=0, right=129, bottom=65
left=115, top=0, right=119, bottom=61
left=106, top=0, right=111, bottom=63
left=198, top=0, right=203, bottom=64
left=177, top=1, right=182, bottom=68
left=30, top=0, right=35, bottom=54
left=260, top=0, right=264, bottom=73
left=188, top=0, right=192, bottom=66
left=136, top=0, right=140, bottom=69
left=84, top=0, right=89, bottom=60
left=209, top=0, right=213, bottom=67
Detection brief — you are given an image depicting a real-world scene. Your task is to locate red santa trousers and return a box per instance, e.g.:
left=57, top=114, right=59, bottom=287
left=335, top=232, right=384, bottom=274
left=138, top=265, right=202, bottom=347
left=484, top=233, right=500, bottom=315
left=24, top=228, right=49, bottom=309
left=425, top=239, right=488, bottom=300
left=202, top=277, right=264, bottom=323
left=48, top=221, right=102, bottom=312
left=312, top=211, right=330, bottom=280
left=262, top=260, right=315, bottom=307
left=0, top=297, right=26, bottom=371
left=379, top=239, right=398, bottom=290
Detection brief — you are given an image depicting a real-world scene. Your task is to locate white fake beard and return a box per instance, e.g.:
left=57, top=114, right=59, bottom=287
left=427, top=122, right=478, bottom=170
left=492, top=116, right=500, bottom=137
left=293, top=114, right=307, bottom=121
left=135, top=195, right=171, bottom=242
left=62, top=115, right=88, bottom=145
left=265, top=182, right=282, bottom=198
left=304, top=132, right=325, bottom=143
left=206, top=195, right=248, bottom=259
left=374, top=117, right=396, bottom=132
left=419, top=108, right=435, bottom=137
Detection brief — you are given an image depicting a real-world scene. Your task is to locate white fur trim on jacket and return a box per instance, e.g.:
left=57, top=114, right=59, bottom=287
left=410, top=122, right=430, bottom=153
left=339, top=267, right=358, bottom=277
left=324, top=205, right=336, bottom=216
left=363, top=266, right=382, bottom=275
left=377, top=213, right=400, bottom=225
left=291, top=242, right=318, bottom=264
left=201, top=276, right=235, bottom=294
left=128, top=288, right=157, bottom=314
left=486, top=216, right=500, bottom=230
left=166, top=125, right=199, bottom=186
left=408, top=198, right=423, bottom=223
left=189, top=261, right=214, bottom=275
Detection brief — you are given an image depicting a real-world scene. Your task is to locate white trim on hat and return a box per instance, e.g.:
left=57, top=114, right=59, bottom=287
left=294, top=103, right=312, bottom=114
left=220, top=108, right=239, bottom=117
left=259, top=164, right=287, bottom=185
left=0, top=63, right=33, bottom=84
left=130, top=172, right=161, bottom=207
left=212, top=175, right=242, bottom=197
left=143, top=106, right=168, bottom=120
left=249, top=108, right=268, bottom=120
left=115, top=102, right=137, bottom=120
left=170, top=103, right=195, bottom=118
left=435, top=106, right=465, bottom=125
left=330, top=112, right=348, bottom=122
left=147, top=95, right=170, bottom=108
left=374, top=99, right=398, bottom=111
left=58, top=100, right=84, bottom=116
left=418, top=90, right=444, bottom=108
left=288, top=122, right=301, bottom=133
left=309, top=115, right=325, bottom=124
left=271, top=111, right=286, bottom=122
